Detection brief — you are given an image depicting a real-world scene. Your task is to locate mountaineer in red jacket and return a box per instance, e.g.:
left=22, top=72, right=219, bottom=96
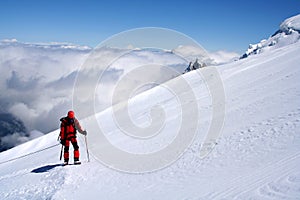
left=59, top=110, right=87, bottom=165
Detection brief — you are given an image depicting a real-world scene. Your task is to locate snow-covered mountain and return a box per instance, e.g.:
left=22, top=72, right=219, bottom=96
left=241, top=14, right=300, bottom=59
left=0, top=14, right=300, bottom=199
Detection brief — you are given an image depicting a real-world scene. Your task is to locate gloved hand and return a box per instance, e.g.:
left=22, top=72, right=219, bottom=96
left=60, top=139, right=66, bottom=146
left=82, top=130, right=87, bottom=136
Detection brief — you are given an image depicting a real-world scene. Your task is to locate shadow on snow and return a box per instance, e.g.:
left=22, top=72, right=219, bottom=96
left=31, top=164, right=62, bottom=173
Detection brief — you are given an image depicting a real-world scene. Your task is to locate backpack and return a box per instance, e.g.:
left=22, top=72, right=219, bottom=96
left=59, top=117, right=77, bottom=143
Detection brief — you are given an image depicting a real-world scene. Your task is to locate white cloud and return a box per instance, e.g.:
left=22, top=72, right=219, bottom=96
left=208, top=50, right=239, bottom=64
left=1, top=132, right=29, bottom=148
left=172, top=45, right=239, bottom=65
left=0, top=41, right=189, bottom=137
left=1, top=38, right=18, bottom=43
left=0, top=40, right=90, bottom=134
left=172, top=45, right=212, bottom=64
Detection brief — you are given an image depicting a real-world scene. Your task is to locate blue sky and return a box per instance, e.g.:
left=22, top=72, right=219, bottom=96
left=0, top=0, right=299, bottom=53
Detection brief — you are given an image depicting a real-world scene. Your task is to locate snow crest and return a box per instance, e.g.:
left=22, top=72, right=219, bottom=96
left=280, top=14, right=300, bottom=32
left=241, top=14, right=300, bottom=59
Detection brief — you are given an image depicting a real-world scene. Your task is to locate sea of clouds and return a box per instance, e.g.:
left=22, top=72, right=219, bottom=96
left=0, top=39, right=237, bottom=151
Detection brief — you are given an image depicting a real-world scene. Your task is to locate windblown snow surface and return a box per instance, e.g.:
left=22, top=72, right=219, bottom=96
left=0, top=41, right=300, bottom=199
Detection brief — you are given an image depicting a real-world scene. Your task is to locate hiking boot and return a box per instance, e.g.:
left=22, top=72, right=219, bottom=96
left=74, top=160, right=81, bottom=165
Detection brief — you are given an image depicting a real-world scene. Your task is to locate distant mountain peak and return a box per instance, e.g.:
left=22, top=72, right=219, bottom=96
left=241, top=14, right=300, bottom=59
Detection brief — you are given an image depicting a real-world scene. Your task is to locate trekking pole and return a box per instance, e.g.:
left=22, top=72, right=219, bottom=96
left=84, top=135, right=90, bottom=162
left=59, top=145, right=63, bottom=161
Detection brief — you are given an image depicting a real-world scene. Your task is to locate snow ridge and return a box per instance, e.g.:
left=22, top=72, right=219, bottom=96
left=241, top=14, right=300, bottom=59
left=280, top=14, right=300, bottom=33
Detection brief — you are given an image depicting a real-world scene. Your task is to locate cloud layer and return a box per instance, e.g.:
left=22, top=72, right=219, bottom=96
left=0, top=40, right=190, bottom=150
left=0, top=39, right=239, bottom=151
left=0, top=40, right=92, bottom=151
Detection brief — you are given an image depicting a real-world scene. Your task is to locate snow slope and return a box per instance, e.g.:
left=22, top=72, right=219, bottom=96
left=0, top=41, right=300, bottom=199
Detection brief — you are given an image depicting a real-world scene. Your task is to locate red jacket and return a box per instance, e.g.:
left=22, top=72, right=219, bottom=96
left=60, top=117, right=84, bottom=140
